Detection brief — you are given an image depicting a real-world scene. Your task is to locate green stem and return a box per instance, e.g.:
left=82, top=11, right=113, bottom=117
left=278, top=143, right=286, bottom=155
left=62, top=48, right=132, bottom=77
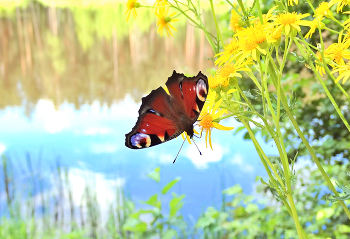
left=242, top=119, right=308, bottom=238
left=241, top=120, right=285, bottom=192
left=255, top=0, right=263, bottom=25
left=209, top=0, right=224, bottom=48
left=236, top=0, right=250, bottom=27
left=262, top=61, right=305, bottom=238
left=169, top=2, right=217, bottom=52
left=269, top=67, right=350, bottom=220
left=236, top=86, right=285, bottom=188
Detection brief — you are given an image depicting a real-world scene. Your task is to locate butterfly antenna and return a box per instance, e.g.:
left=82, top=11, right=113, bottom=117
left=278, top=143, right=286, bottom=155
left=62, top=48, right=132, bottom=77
left=173, top=137, right=186, bottom=164
left=192, top=138, right=202, bottom=156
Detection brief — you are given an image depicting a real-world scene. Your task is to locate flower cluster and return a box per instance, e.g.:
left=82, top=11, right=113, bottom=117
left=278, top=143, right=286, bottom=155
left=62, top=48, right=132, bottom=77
left=125, top=0, right=350, bottom=149
left=125, top=0, right=178, bottom=37
left=307, top=1, right=350, bottom=83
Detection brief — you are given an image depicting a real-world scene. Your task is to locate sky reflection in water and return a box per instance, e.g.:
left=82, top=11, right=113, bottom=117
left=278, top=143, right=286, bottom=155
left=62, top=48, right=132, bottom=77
left=0, top=96, right=278, bottom=219
left=0, top=2, right=278, bottom=219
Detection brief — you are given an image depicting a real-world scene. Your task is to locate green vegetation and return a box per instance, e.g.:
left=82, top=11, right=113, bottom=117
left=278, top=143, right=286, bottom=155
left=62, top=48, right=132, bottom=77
left=1, top=154, right=350, bottom=238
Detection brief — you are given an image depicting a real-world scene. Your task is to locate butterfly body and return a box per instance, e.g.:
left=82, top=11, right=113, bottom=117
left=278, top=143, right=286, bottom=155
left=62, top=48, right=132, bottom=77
left=125, top=71, right=208, bottom=149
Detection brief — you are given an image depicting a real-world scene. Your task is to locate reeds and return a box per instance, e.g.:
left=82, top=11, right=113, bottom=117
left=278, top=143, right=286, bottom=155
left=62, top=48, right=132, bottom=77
left=0, top=153, right=133, bottom=238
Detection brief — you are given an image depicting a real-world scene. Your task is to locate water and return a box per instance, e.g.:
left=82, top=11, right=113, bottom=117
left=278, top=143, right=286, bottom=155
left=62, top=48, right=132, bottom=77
left=0, top=1, right=277, bottom=220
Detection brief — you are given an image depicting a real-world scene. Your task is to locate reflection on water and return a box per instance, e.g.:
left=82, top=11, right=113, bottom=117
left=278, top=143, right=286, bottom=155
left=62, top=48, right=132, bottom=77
left=0, top=1, right=213, bottom=113
left=0, top=1, right=276, bottom=223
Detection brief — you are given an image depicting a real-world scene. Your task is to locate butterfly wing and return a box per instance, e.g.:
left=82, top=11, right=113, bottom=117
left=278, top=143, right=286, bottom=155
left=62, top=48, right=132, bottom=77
left=125, top=87, right=183, bottom=149
left=166, top=71, right=208, bottom=124
left=125, top=71, right=209, bottom=150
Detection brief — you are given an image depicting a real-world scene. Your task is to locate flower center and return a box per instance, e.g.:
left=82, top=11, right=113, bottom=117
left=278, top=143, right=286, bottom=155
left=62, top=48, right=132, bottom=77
left=242, top=38, right=258, bottom=51
left=218, top=63, right=236, bottom=79
left=278, top=13, right=297, bottom=25
left=315, top=2, right=330, bottom=17
left=200, top=115, right=213, bottom=129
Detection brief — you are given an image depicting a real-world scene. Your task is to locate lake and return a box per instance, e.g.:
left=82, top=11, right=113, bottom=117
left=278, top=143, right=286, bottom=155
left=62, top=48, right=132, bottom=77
left=0, top=1, right=277, bottom=222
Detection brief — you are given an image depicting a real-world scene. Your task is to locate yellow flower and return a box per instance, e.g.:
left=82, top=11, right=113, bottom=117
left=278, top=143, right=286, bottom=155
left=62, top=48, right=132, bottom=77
left=305, top=18, right=319, bottom=39
left=325, top=33, right=350, bottom=65
left=235, top=22, right=269, bottom=63
left=315, top=2, right=332, bottom=18
left=215, top=37, right=240, bottom=66
left=315, top=52, right=326, bottom=76
left=208, top=74, right=221, bottom=89
left=213, top=60, right=252, bottom=88
left=331, top=62, right=350, bottom=83
left=262, top=6, right=278, bottom=24
left=288, top=0, right=298, bottom=6
left=230, top=9, right=243, bottom=33
left=273, top=12, right=312, bottom=36
left=154, top=0, right=169, bottom=14
left=217, top=62, right=249, bottom=79
left=267, top=27, right=282, bottom=44
left=155, top=8, right=179, bottom=37
left=198, top=91, right=234, bottom=149
left=330, top=0, right=350, bottom=13
left=343, top=11, right=350, bottom=29
left=125, top=0, right=140, bottom=22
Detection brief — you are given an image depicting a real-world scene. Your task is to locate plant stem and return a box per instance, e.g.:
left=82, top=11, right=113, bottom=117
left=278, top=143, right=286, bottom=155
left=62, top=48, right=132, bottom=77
left=209, top=0, right=223, bottom=48
left=269, top=66, right=350, bottom=219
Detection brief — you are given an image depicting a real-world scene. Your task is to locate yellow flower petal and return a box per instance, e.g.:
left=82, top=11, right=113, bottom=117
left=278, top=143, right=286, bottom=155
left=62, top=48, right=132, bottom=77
left=212, top=122, right=235, bottom=131
left=209, top=129, right=213, bottom=149
left=227, top=89, right=237, bottom=94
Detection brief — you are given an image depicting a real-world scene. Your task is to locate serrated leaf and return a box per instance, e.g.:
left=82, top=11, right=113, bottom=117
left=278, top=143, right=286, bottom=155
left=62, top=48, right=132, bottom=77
left=147, top=167, right=160, bottom=183
left=161, top=177, right=180, bottom=195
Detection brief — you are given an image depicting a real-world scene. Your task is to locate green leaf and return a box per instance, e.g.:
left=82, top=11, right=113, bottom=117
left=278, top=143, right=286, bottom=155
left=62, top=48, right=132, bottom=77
left=233, top=126, right=246, bottom=135
left=161, top=177, right=181, bottom=195
left=147, top=167, right=160, bottom=183
left=163, top=229, right=177, bottom=239
left=245, top=203, right=259, bottom=213
left=338, top=224, right=350, bottom=233
left=142, top=194, right=161, bottom=208
left=122, top=218, right=147, bottom=232
left=223, top=185, right=243, bottom=195
left=204, top=207, right=220, bottom=218
left=234, top=206, right=247, bottom=218
left=196, top=216, right=216, bottom=228
left=169, top=193, right=185, bottom=217
left=316, top=208, right=335, bottom=221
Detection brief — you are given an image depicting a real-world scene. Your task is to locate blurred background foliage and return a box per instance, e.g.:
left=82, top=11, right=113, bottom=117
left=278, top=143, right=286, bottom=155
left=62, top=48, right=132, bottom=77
left=1, top=155, right=350, bottom=238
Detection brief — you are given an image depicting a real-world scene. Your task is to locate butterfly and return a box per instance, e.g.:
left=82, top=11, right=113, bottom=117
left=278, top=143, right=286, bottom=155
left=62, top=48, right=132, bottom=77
left=125, top=71, right=208, bottom=149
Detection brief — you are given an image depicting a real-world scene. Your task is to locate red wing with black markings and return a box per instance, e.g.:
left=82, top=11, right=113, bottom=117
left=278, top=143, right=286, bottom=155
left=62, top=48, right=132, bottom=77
left=125, top=71, right=208, bottom=149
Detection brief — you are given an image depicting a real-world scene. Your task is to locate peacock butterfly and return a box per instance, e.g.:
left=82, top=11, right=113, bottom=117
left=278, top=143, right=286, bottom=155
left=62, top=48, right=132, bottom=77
left=125, top=71, right=208, bottom=149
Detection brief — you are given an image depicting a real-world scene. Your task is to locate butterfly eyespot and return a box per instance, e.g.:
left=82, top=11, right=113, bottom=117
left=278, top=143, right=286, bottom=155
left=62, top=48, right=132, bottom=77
left=130, top=133, right=151, bottom=148
left=196, top=79, right=207, bottom=102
